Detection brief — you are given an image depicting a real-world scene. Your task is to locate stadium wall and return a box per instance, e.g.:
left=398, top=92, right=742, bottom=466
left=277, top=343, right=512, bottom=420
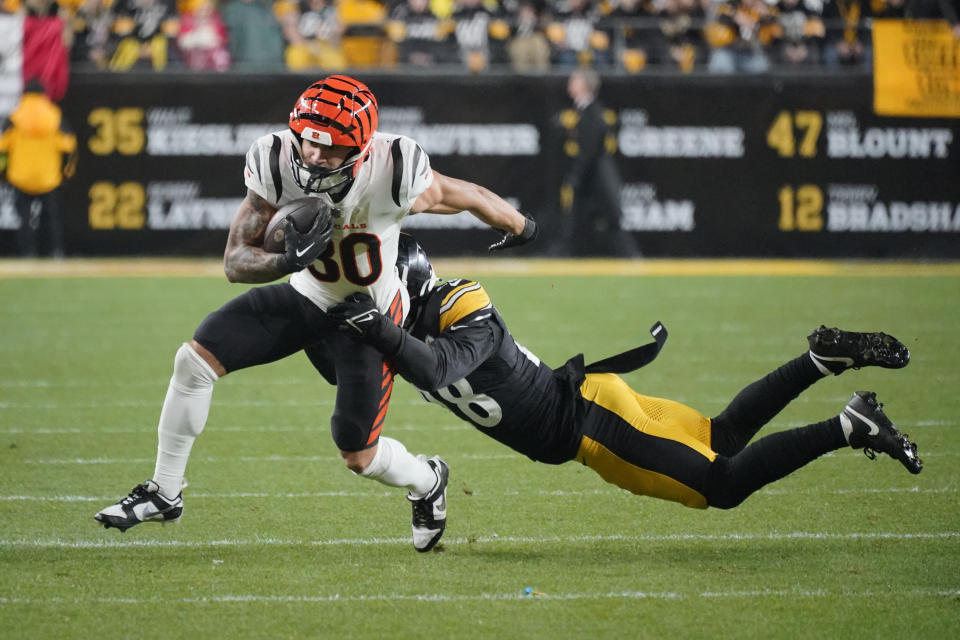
left=1, top=72, right=957, bottom=258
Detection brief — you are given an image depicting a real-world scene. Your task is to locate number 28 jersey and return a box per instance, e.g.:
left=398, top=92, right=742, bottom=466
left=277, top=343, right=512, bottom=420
left=244, top=129, right=434, bottom=313
left=401, top=280, right=582, bottom=464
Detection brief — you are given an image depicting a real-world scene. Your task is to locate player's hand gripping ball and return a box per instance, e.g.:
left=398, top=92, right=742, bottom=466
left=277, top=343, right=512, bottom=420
left=262, top=197, right=334, bottom=272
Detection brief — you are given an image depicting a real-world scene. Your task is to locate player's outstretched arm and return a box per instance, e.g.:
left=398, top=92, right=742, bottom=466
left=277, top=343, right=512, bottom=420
left=412, top=171, right=537, bottom=251
left=223, top=189, right=292, bottom=283
left=326, top=293, right=502, bottom=390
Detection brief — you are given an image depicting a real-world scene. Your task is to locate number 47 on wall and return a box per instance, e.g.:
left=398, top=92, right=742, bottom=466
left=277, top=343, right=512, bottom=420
left=766, top=111, right=823, bottom=158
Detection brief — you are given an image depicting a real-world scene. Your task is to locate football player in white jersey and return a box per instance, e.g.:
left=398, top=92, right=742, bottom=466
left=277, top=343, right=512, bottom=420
left=95, top=75, right=537, bottom=553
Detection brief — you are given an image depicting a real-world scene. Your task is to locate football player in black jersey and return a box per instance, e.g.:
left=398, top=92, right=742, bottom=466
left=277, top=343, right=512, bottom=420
left=326, top=234, right=921, bottom=513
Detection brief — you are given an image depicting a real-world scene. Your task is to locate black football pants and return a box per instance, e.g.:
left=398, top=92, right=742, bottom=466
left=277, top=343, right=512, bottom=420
left=193, top=283, right=400, bottom=451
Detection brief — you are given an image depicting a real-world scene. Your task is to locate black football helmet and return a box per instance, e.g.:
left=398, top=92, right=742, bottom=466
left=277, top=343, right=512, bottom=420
left=396, top=233, right=436, bottom=327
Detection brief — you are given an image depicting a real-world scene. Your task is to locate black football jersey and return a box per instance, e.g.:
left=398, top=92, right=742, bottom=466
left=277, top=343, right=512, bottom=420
left=396, top=279, right=582, bottom=464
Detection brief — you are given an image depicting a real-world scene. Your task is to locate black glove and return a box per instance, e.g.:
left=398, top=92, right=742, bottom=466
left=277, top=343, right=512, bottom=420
left=326, top=293, right=404, bottom=354
left=488, top=213, right=538, bottom=252
left=282, top=213, right=332, bottom=273
left=326, top=293, right=382, bottom=337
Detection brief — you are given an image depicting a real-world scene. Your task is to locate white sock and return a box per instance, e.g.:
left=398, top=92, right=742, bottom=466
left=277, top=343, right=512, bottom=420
left=153, top=343, right=219, bottom=498
left=359, top=436, right=436, bottom=496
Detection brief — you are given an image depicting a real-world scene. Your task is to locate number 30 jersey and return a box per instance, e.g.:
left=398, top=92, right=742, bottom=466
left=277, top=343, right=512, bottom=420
left=396, top=279, right=582, bottom=464
left=244, top=129, right=434, bottom=313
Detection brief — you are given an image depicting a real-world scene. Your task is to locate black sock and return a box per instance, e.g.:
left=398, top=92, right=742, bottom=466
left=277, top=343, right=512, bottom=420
left=711, top=353, right=824, bottom=456
left=705, top=417, right=847, bottom=508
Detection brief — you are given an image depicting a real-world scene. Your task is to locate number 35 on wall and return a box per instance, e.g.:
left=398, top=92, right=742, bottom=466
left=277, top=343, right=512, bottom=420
left=87, top=108, right=145, bottom=155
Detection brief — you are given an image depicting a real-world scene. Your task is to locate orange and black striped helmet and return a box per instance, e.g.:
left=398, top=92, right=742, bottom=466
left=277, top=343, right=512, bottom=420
left=289, top=75, right=378, bottom=175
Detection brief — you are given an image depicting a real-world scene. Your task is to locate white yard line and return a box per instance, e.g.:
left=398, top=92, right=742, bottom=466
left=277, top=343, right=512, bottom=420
left=0, top=423, right=473, bottom=434
left=17, top=450, right=958, bottom=465
left=1, top=531, right=958, bottom=550
left=5, top=486, right=949, bottom=502
left=2, top=588, right=959, bottom=606
left=1, top=420, right=950, bottom=435
left=20, top=453, right=520, bottom=464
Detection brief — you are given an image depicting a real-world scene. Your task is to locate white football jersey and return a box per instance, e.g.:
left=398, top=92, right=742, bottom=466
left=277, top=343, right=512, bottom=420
left=244, top=129, right=434, bottom=314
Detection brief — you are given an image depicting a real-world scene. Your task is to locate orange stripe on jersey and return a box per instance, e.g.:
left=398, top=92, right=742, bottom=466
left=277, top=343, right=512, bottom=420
left=366, top=424, right=383, bottom=447
left=367, top=361, right=395, bottom=446
left=387, top=290, right=403, bottom=324
left=438, top=281, right=491, bottom=332
left=377, top=380, right=394, bottom=415
left=366, top=290, right=403, bottom=447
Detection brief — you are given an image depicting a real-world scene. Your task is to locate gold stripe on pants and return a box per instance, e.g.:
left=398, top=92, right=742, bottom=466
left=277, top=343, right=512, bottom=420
left=576, top=373, right=716, bottom=509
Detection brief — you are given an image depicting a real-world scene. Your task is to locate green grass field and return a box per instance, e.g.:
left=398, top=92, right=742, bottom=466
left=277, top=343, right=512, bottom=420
left=1, top=260, right=958, bottom=639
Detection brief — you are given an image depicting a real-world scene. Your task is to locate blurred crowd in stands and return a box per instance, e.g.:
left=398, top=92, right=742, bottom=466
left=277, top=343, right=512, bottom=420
left=3, top=0, right=959, bottom=80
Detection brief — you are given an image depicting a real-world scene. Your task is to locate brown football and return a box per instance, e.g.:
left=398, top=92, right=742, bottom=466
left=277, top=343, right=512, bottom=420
left=262, top=197, right=328, bottom=253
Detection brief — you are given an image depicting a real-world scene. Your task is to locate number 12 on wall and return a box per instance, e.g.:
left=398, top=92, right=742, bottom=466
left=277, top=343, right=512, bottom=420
left=778, top=184, right=824, bottom=231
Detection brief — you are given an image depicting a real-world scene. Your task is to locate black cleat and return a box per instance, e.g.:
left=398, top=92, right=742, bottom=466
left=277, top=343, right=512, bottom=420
left=841, top=391, right=922, bottom=475
left=94, top=480, right=184, bottom=532
left=408, top=456, right=448, bottom=552
left=808, top=325, right=910, bottom=376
